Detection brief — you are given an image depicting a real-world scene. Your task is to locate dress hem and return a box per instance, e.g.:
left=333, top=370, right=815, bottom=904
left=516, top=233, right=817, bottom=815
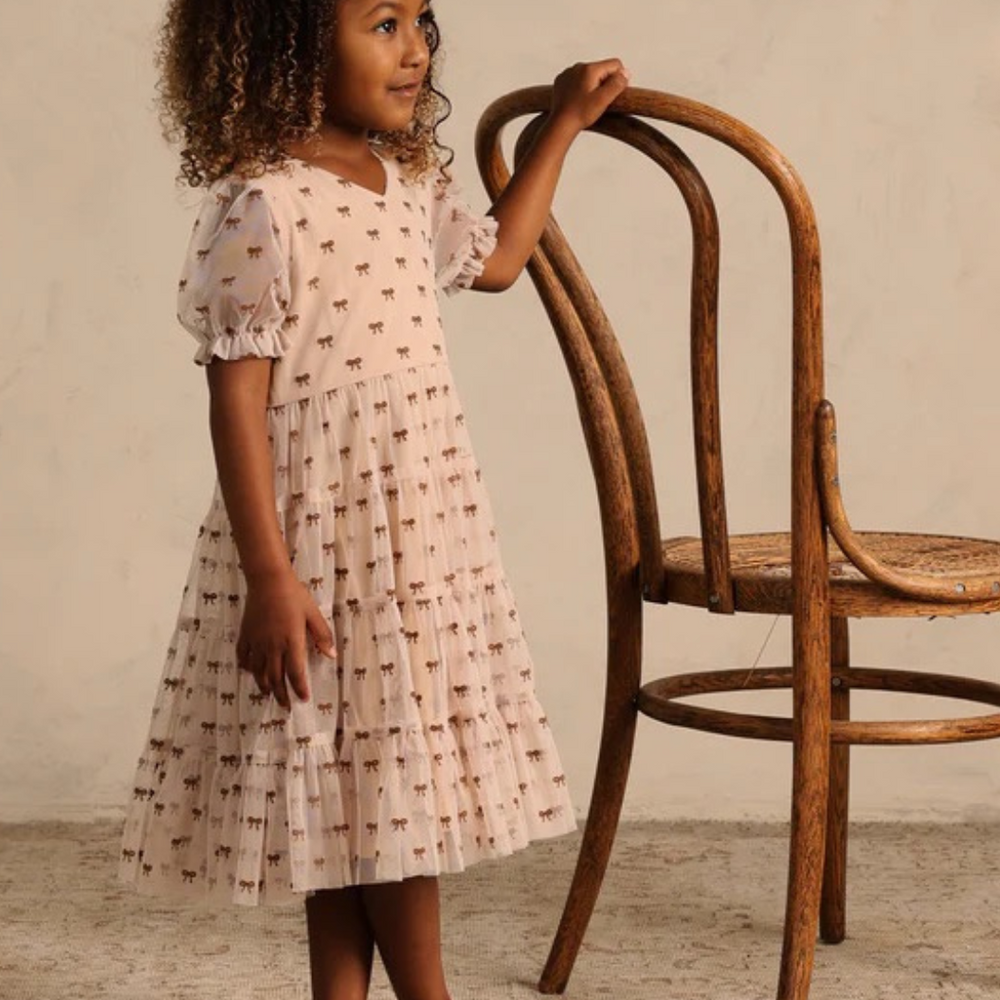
left=116, top=816, right=578, bottom=908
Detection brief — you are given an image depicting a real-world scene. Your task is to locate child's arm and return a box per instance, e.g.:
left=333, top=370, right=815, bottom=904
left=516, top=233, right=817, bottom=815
left=206, top=358, right=335, bottom=709
left=473, top=59, right=630, bottom=292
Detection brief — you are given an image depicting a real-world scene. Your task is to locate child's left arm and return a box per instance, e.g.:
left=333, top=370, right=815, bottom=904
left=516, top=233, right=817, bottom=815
left=473, top=59, right=630, bottom=292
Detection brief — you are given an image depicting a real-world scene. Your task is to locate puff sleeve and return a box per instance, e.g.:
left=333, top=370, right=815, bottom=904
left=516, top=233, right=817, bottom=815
left=431, top=170, right=499, bottom=296
left=176, top=180, right=292, bottom=365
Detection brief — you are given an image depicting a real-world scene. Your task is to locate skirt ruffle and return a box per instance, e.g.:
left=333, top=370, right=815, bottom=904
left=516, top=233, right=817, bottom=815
left=118, top=364, right=576, bottom=906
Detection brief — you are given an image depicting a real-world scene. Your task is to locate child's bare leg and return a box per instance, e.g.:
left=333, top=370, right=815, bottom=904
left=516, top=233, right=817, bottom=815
left=361, top=875, right=451, bottom=1000
left=305, top=886, right=376, bottom=1000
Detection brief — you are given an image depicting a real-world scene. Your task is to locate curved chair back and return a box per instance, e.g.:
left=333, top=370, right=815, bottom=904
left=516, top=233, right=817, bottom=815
left=476, top=88, right=828, bottom=642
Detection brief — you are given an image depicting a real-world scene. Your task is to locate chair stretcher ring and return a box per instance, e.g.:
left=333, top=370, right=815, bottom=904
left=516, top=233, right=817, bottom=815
left=637, top=666, right=1000, bottom=744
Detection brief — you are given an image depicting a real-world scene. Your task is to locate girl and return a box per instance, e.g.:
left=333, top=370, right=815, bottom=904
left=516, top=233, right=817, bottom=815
left=118, top=1, right=628, bottom=998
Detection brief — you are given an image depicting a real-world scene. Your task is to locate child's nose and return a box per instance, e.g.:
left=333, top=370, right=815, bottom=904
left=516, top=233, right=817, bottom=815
left=402, top=28, right=429, bottom=67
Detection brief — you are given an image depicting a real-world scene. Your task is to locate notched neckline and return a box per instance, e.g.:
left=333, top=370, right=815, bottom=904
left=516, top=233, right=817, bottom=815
left=291, top=155, right=393, bottom=199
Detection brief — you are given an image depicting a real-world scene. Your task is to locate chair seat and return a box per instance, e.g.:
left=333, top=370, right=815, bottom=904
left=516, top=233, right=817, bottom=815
left=659, top=531, right=1000, bottom=617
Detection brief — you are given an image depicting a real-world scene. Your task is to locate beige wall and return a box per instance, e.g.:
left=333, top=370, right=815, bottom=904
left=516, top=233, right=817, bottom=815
left=2, top=0, right=998, bottom=822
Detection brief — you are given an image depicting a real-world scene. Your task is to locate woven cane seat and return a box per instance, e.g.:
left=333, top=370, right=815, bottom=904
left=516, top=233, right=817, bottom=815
left=659, top=531, right=1000, bottom=617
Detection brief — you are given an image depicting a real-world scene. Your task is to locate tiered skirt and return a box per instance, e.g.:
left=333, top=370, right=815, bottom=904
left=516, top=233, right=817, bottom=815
left=117, top=362, right=576, bottom=906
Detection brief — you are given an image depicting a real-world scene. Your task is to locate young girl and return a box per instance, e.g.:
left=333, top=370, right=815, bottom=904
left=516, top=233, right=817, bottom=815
left=118, top=1, right=628, bottom=997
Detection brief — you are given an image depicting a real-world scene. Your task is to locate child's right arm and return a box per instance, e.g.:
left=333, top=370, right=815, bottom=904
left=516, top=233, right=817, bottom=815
left=206, top=357, right=336, bottom=710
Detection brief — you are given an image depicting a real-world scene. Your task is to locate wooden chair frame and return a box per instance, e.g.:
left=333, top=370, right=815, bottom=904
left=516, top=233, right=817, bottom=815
left=475, top=87, right=1000, bottom=1000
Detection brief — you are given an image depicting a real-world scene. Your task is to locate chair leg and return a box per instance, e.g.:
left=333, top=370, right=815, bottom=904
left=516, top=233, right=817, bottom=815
left=776, top=614, right=832, bottom=1000
left=538, top=593, right=643, bottom=995
left=820, top=617, right=850, bottom=944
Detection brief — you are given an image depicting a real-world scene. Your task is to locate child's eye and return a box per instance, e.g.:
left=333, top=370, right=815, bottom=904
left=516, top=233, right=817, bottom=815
left=417, top=9, right=437, bottom=41
left=374, top=9, right=434, bottom=37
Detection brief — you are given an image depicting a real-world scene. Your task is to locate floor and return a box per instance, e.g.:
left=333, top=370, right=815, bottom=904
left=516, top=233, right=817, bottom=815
left=1, top=819, right=997, bottom=999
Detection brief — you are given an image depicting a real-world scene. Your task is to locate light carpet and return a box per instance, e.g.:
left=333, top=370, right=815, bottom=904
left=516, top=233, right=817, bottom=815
left=1, top=820, right=997, bottom=999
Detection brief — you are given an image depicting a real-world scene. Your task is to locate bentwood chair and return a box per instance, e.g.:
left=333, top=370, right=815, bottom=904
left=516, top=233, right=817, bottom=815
left=475, top=87, right=1000, bottom=1000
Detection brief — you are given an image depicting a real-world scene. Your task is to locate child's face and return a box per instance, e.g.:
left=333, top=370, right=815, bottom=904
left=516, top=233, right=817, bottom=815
left=323, top=0, right=434, bottom=135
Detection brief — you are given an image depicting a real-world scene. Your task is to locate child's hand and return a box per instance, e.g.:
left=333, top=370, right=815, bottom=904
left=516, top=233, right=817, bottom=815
left=236, top=571, right=337, bottom=710
left=550, top=59, right=631, bottom=135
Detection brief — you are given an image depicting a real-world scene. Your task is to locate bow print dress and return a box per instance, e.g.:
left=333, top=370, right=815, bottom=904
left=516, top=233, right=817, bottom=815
left=117, top=155, right=577, bottom=906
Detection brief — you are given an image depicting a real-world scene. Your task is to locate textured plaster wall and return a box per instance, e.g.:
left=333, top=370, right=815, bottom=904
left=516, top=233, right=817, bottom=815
left=1, top=0, right=998, bottom=822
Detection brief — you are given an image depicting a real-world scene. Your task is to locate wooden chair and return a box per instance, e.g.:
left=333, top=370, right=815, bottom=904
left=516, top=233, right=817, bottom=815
left=475, top=87, right=1000, bottom=1000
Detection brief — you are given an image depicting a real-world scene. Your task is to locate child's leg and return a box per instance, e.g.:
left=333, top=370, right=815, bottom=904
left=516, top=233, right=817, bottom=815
left=305, top=886, right=376, bottom=1000
left=360, top=875, right=451, bottom=1000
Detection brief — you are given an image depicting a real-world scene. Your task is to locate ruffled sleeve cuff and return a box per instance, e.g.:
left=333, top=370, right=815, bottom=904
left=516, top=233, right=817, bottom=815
left=437, top=214, right=499, bottom=297
left=190, top=321, right=292, bottom=366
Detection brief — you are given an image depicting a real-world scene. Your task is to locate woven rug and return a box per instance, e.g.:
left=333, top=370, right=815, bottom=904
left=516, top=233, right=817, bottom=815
left=1, top=819, right=997, bottom=999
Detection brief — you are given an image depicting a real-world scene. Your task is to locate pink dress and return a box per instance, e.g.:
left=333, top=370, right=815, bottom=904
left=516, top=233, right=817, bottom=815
left=117, top=155, right=576, bottom=906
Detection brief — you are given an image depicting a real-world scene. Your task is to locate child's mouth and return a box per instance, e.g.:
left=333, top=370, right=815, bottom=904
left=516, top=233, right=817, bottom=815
left=390, top=81, right=422, bottom=99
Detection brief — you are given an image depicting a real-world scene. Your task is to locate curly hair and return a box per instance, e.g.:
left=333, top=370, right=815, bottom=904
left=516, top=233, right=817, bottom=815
left=155, top=0, right=452, bottom=188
